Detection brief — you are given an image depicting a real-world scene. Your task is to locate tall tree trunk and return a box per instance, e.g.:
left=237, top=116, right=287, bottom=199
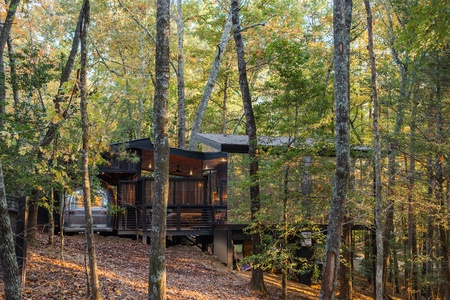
left=137, top=34, right=146, bottom=139
left=79, top=2, right=102, bottom=299
left=392, top=241, right=400, bottom=294
left=47, top=189, right=55, bottom=246
left=174, top=0, right=186, bottom=149
left=424, top=157, right=434, bottom=298
left=337, top=218, right=353, bottom=299
left=0, top=0, right=21, bottom=129
left=433, top=83, right=450, bottom=300
left=364, top=1, right=383, bottom=299
left=320, top=0, right=352, bottom=298
left=221, top=74, right=229, bottom=134
left=0, top=162, right=22, bottom=300
left=7, top=37, right=19, bottom=107
left=231, top=0, right=266, bottom=294
left=188, top=12, right=232, bottom=150
left=148, top=0, right=170, bottom=299
left=380, top=1, right=412, bottom=294
left=281, top=166, right=290, bottom=300
left=405, top=95, right=418, bottom=300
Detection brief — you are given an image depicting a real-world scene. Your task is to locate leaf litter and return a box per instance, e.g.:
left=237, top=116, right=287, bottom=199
left=0, top=232, right=376, bottom=299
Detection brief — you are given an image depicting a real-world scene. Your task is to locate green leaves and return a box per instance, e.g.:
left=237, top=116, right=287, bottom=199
left=401, top=0, right=450, bottom=55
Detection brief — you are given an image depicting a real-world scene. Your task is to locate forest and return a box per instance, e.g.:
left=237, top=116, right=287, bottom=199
left=0, top=0, right=449, bottom=299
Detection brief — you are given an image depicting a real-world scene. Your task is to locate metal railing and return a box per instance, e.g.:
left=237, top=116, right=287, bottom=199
left=141, top=205, right=227, bottom=231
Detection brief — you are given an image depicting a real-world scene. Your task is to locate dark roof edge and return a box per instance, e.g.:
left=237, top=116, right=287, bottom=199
left=110, top=137, right=226, bottom=158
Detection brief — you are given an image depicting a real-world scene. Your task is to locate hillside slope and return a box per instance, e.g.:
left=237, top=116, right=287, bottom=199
left=1, top=232, right=378, bottom=299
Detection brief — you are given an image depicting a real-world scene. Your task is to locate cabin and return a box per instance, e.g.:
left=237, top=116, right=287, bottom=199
left=98, top=134, right=293, bottom=268
left=98, top=138, right=227, bottom=249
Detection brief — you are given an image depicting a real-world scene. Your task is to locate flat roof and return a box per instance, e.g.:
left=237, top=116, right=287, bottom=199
left=193, top=133, right=292, bottom=153
left=194, top=133, right=372, bottom=156
left=110, top=138, right=226, bottom=159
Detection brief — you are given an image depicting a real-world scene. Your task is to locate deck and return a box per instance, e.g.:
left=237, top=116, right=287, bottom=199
left=116, top=204, right=227, bottom=241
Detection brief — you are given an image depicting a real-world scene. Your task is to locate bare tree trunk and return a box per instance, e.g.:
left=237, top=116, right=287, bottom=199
left=0, top=162, right=22, bottom=300
left=137, top=34, right=146, bottom=139
left=60, top=192, right=67, bottom=261
left=405, top=95, right=418, bottom=300
left=79, top=1, right=102, bottom=299
left=392, top=243, right=400, bottom=294
left=26, top=191, right=40, bottom=246
left=380, top=1, right=413, bottom=294
left=188, top=12, right=232, bottom=150
left=47, top=188, right=55, bottom=246
left=337, top=218, right=353, bottom=299
left=221, top=74, right=229, bottom=134
left=148, top=0, right=170, bottom=299
left=433, top=83, right=450, bottom=300
left=364, top=1, right=383, bottom=299
left=7, top=37, right=19, bottom=106
left=281, top=166, right=290, bottom=300
left=424, top=159, right=434, bottom=298
left=231, top=0, right=266, bottom=294
left=174, top=0, right=186, bottom=149
left=0, top=0, right=21, bottom=129
left=318, top=58, right=333, bottom=119
left=320, top=0, right=352, bottom=298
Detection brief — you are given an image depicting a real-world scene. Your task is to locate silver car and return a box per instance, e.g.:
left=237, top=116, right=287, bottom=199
left=62, top=187, right=116, bottom=234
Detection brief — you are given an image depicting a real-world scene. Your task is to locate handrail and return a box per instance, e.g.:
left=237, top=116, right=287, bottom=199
left=138, top=204, right=227, bottom=231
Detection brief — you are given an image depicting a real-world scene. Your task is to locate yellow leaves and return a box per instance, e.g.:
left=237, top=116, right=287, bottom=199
left=5, top=137, right=16, bottom=148
left=1, top=130, right=19, bottom=148
left=18, top=145, right=31, bottom=156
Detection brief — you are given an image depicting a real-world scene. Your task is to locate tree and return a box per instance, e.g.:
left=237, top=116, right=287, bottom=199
left=320, top=0, right=352, bottom=298
left=0, top=0, right=21, bottom=129
left=364, top=0, right=383, bottom=298
left=6, top=36, right=19, bottom=107
left=79, top=1, right=102, bottom=299
left=431, top=66, right=450, bottom=300
left=231, top=0, right=266, bottom=294
left=188, top=12, right=232, bottom=150
left=148, top=0, right=170, bottom=298
left=0, top=162, right=22, bottom=300
left=379, top=0, right=411, bottom=295
left=0, top=3, right=22, bottom=298
left=26, top=2, right=85, bottom=246
left=375, top=0, right=449, bottom=297
left=174, top=0, right=186, bottom=149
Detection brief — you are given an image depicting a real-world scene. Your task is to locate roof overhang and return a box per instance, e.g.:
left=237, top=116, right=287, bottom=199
left=193, top=133, right=372, bottom=157
left=193, top=133, right=292, bottom=153
left=110, top=138, right=226, bottom=160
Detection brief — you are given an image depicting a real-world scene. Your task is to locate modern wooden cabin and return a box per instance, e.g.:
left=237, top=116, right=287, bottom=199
left=99, top=138, right=228, bottom=238
left=98, top=134, right=292, bottom=267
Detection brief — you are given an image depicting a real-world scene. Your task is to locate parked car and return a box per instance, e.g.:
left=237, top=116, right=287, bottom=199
left=62, top=187, right=116, bottom=234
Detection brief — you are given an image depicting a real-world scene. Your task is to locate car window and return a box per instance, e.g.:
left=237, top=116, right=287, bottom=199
left=66, top=189, right=109, bottom=209
left=92, top=190, right=108, bottom=208
left=67, top=190, right=84, bottom=209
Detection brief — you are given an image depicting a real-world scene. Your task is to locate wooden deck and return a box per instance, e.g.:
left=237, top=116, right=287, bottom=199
left=116, top=204, right=227, bottom=239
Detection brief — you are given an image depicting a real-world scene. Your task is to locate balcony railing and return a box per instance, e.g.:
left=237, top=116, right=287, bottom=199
left=118, top=204, right=227, bottom=233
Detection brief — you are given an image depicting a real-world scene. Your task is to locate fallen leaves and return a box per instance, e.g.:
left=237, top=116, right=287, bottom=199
left=1, top=232, right=327, bottom=299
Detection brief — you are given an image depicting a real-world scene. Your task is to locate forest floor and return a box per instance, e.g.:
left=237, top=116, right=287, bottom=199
left=1, top=231, right=393, bottom=299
